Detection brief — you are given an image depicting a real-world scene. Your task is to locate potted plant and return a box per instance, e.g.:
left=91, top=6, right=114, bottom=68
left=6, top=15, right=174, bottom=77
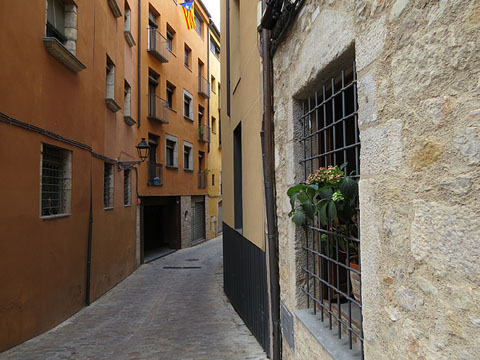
left=287, top=164, right=360, bottom=302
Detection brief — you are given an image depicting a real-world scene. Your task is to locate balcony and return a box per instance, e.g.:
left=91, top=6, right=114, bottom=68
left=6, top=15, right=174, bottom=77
left=148, top=28, right=169, bottom=63
left=198, top=76, right=210, bottom=98
left=198, top=171, right=207, bottom=189
left=148, top=95, right=169, bottom=124
left=198, top=124, right=210, bottom=143
left=148, top=162, right=163, bottom=186
left=43, top=37, right=86, bottom=73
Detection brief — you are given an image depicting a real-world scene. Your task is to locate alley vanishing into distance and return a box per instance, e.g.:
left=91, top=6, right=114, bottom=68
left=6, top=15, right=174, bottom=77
left=0, top=237, right=267, bottom=360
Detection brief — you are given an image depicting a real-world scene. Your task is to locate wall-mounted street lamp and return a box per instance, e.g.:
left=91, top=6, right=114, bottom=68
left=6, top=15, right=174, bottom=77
left=117, top=138, right=150, bottom=171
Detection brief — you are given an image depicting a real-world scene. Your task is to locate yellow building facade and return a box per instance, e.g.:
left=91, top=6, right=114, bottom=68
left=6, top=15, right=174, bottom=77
left=207, top=23, right=222, bottom=239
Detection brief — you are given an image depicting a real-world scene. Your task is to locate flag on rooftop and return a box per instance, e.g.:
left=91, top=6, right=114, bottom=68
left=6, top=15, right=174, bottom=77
left=180, top=1, right=196, bottom=30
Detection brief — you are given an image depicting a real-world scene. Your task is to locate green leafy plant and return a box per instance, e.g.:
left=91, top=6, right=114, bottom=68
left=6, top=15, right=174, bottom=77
left=287, top=164, right=358, bottom=228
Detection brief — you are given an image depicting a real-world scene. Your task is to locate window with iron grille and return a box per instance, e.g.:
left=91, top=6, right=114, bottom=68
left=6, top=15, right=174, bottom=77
left=104, top=163, right=114, bottom=208
left=123, top=169, right=131, bottom=206
left=299, top=61, right=363, bottom=357
left=41, top=144, right=72, bottom=217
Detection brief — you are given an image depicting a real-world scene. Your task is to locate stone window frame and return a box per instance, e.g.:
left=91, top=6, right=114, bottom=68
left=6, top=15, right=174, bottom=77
left=105, top=55, right=121, bottom=112
left=40, top=143, right=72, bottom=218
left=183, top=89, right=194, bottom=121
left=289, top=51, right=364, bottom=359
left=165, top=134, right=179, bottom=168
left=124, top=1, right=136, bottom=47
left=166, top=81, right=175, bottom=110
left=183, top=141, right=194, bottom=171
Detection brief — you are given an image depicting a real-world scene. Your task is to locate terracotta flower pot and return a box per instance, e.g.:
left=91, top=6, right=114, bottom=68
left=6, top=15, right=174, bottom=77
left=346, top=256, right=361, bottom=303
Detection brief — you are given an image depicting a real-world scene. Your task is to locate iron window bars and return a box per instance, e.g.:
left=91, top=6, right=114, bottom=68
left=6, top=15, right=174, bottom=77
left=298, top=61, right=363, bottom=357
left=124, top=169, right=131, bottom=206
left=41, top=145, right=70, bottom=216
left=104, top=163, right=114, bottom=208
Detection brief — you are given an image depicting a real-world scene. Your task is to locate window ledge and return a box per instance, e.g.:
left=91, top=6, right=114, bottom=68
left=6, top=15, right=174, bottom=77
left=124, top=31, right=136, bottom=47
left=168, top=49, right=177, bottom=57
left=41, top=213, right=71, bottom=220
left=165, top=165, right=178, bottom=170
left=168, top=107, right=177, bottom=113
left=184, top=115, right=194, bottom=122
left=108, top=0, right=123, bottom=18
left=43, top=37, right=86, bottom=73
left=106, top=98, right=122, bottom=112
left=104, top=207, right=114, bottom=211
left=184, top=168, right=194, bottom=172
left=185, top=64, right=192, bottom=72
left=295, top=309, right=362, bottom=360
left=124, top=204, right=131, bottom=207
left=124, top=115, right=136, bottom=126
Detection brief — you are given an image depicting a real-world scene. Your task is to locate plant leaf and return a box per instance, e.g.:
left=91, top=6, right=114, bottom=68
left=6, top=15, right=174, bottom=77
left=327, top=200, right=337, bottom=221
left=289, top=193, right=297, bottom=210
left=292, top=211, right=305, bottom=226
left=319, top=202, right=328, bottom=226
left=287, top=184, right=305, bottom=197
left=340, top=176, right=358, bottom=200
left=297, top=192, right=309, bottom=203
left=302, top=200, right=315, bottom=220
left=318, top=188, right=333, bottom=200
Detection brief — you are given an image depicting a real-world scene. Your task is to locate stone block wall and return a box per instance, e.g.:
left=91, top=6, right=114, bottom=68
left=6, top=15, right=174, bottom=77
left=273, top=0, right=480, bottom=359
left=180, top=195, right=192, bottom=248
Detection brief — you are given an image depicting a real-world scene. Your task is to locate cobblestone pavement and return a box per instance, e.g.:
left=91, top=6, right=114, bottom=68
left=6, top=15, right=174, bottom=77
left=0, top=237, right=268, bottom=360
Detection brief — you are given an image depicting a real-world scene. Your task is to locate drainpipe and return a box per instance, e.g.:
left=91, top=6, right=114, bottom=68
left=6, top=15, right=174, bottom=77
left=261, top=2, right=281, bottom=359
left=137, top=0, right=141, bottom=128
left=207, top=19, right=211, bottom=154
left=86, top=161, right=93, bottom=305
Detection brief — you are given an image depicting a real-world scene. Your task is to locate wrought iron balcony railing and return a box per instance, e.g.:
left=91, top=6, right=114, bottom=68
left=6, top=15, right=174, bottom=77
left=147, top=162, right=163, bottom=186
left=198, top=124, right=210, bottom=143
left=148, top=95, right=169, bottom=124
left=198, top=171, right=207, bottom=189
left=198, top=76, right=210, bottom=98
left=147, top=28, right=169, bottom=63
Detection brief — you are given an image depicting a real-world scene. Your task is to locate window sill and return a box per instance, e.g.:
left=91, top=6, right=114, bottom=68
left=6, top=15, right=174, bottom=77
left=43, top=37, right=86, bottom=73
left=184, top=168, right=193, bottom=172
left=106, top=98, right=122, bottom=112
left=124, top=31, right=136, bottom=47
left=168, top=107, right=177, bottom=113
left=41, top=213, right=71, bottom=220
left=295, top=309, right=362, bottom=360
left=104, top=207, right=114, bottom=211
left=124, top=204, right=131, bottom=208
left=124, top=115, right=136, bottom=126
left=108, top=0, right=123, bottom=18
left=168, top=49, right=177, bottom=57
left=185, top=64, right=192, bottom=72
left=165, top=165, right=178, bottom=170
left=184, top=115, right=194, bottom=122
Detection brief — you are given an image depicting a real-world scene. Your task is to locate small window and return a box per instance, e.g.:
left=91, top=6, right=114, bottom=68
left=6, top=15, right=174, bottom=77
left=123, top=169, right=131, bottom=206
left=148, top=69, right=159, bottom=117
left=198, top=105, right=204, bottom=124
left=41, top=144, right=72, bottom=217
left=212, top=174, right=215, bottom=186
left=209, top=36, right=220, bottom=58
left=194, top=10, right=203, bottom=37
left=212, top=117, right=217, bottom=134
left=46, top=0, right=66, bottom=43
left=149, top=9, right=158, bottom=28
left=184, top=44, right=191, bottom=67
left=166, top=82, right=175, bottom=109
left=183, top=142, right=193, bottom=170
left=211, top=76, right=216, bottom=93
left=183, top=90, right=193, bottom=120
left=166, top=25, right=175, bottom=52
left=106, top=56, right=115, bottom=99
left=104, top=163, right=114, bottom=209
left=165, top=135, right=178, bottom=168
left=124, top=81, right=132, bottom=117
left=148, top=133, right=159, bottom=162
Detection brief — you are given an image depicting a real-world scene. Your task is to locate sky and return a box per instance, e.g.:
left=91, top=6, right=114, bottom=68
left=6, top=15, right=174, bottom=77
left=200, top=0, right=221, bottom=29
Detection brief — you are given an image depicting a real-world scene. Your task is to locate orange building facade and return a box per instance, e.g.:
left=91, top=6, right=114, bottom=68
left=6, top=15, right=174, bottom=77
left=0, top=0, right=141, bottom=352
left=137, top=0, right=211, bottom=261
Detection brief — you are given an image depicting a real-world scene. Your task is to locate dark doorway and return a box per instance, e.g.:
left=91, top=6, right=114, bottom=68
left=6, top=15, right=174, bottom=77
left=142, top=196, right=181, bottom=263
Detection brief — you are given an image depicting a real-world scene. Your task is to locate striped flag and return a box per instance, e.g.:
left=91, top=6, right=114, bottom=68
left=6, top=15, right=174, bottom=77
left=180, top=1, right=196, bottom=30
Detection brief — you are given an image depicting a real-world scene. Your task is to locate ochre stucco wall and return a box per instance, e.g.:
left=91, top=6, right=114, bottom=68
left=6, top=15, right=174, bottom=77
left=0, top=0, right=138, bottom=351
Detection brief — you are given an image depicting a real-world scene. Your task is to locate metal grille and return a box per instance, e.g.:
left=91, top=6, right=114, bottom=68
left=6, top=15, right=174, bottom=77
left=299, top=61, right=363, bottom=357
left=104, top=163, right=114, bottom=208
left=41, top=145, right=69, bottom=216
left=124, top=169, right=131, bottom=206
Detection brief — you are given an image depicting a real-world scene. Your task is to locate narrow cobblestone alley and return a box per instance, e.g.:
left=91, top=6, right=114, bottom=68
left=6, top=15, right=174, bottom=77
left=0, top=237, right=267, bottom=360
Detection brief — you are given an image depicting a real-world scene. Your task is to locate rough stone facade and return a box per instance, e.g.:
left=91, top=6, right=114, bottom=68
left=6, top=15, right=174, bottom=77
left=273, top=1, right=479, bottom=359
left=180, top=195, right=192, bottom=248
